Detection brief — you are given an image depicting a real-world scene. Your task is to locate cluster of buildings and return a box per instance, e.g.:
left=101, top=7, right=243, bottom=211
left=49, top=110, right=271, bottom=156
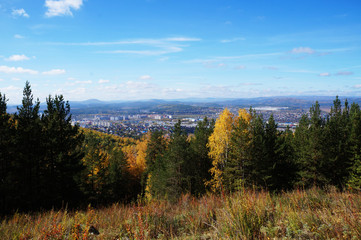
left=72, top=107, right=317, bottom=138
left=72, top=114, right=199, bottom=138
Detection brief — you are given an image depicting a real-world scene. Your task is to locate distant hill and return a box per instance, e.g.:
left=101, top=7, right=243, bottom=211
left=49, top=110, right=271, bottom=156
left=8, top=96, right=361, bottom=115
left=67, top=96, right=361, bottom=114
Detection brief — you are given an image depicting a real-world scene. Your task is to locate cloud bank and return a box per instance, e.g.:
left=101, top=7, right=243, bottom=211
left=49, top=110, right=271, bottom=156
left=45, top=0, right=83, bottom=17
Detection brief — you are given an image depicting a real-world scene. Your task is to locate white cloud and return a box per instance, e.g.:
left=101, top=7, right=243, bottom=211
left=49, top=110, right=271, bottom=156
left=290, top=47, right=315, bottom=54
left=264, top=66, right=278, bottom=70
left=203, top=62, right=227, bottom=69
left=51, top=37, right=200, bottom=56
left=221, top=37, right=246, bottom=43
left=186, top=52, right=283, bottom=64
left=14, top=34, right=24, bottom=39
left=75, top=80, right=92, bottom=84
left=42, top=69, right=66, bottom=75
left=235, top=65, right=246, bottom=70
left=102, top=46, right=183, bottom=56
left=68, top=87, right=86, bottom=94
left=0, top=78, right=3, bottom=82
left=158, top=57, right=169, bottom=62
left=354, top=84, right=361, bottom=89
left=12, top=8, right=29, bottom=18
left=319, top=72, right=331, bottom=77
left=336, top=71, right=353, bottom=76
left=139, top=75, right=152, bottom=80
left=164, top=37, right=201, bottom=42
left=98, top=79, right=110, bottom=84
left=45, top=0, right=83, bottom=17
left=12, top=77, right=21, bottom=81
left=54, top=37, right=201, bottom=46
left=0, top=65, right=38, bottom=74
left=5, top=54, right=30, bottom=61
left=0, top=85, right=21, bottom=92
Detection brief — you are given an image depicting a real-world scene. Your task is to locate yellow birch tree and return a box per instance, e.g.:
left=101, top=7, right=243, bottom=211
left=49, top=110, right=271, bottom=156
left=207, top=108, right=235, bottom=191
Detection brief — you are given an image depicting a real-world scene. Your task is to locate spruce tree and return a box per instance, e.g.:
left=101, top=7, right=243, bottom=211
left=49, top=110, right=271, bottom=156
left=12, top=81, right=42, bottom=210
left=225, top=111, right=252, bottom=191
left=274, top=127, right=297, bottom=191
left=263, top=114, right=278, bottom=190
left=348, top=103, right=361, bottom=190
left=189, top=117, right=214, bottom=194
left=249, top=113, right=267, bottom=188
left=143, top=129, right=167, bottom=199
left=0, top=93, right=13, bottom=213
left=324, top=97, right=352, bottom=188
left=41, top=95, right=84, bottom=207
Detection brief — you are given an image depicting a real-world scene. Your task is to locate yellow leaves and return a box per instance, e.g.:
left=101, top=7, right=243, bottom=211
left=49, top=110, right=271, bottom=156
left=207, top=108, right=235, bottom=191
left=207, top=108, right=251, bottom=192
left=238, top=108, right=251, bottom=123
left=144, top=174, right=153, bottom=202
left=124, top=134, right=148, bottom=179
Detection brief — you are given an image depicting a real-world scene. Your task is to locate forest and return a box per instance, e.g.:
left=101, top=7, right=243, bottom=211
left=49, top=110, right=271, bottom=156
left=1, top=81, right=361, bottom=215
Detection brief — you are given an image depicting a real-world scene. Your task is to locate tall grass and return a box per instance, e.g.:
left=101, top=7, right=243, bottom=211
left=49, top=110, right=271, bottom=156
left=1, top=188, right=360, bottom=239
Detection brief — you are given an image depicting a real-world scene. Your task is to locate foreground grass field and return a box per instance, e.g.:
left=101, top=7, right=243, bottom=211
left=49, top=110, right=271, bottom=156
left=1, top=188, right=360, bottom=239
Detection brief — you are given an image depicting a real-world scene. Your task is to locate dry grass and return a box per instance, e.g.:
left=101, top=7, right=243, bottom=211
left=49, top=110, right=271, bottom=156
left=1, top=188, right=360, bottom=239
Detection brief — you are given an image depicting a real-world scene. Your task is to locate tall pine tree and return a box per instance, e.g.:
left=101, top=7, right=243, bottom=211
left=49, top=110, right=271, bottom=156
left=12, top=81, right=42, bottom=210
left=41, top=95, right=84, bottom=208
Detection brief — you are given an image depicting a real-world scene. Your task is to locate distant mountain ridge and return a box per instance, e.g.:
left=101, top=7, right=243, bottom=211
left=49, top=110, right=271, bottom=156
left=8, top=96, right=361, bottom=114
left=70, top=96, right=361, bottom=108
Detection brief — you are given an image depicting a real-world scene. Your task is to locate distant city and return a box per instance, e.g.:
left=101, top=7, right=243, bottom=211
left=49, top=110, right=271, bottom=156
left=68, top=96, right=347, bottom=138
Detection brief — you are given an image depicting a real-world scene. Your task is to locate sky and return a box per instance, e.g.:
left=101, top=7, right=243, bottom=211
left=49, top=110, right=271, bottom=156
left=0, top=0, right=361, bottom=104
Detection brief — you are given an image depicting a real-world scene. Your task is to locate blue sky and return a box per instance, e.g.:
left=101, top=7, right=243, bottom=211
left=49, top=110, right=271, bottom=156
left=0, top=0, right=361, bottom=104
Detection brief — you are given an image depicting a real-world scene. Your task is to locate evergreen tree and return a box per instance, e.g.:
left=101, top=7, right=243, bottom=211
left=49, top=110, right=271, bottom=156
left=165, top=120, right=190, bottom=199
left=295, top=102, right=327, bottom=187
left=0, top=93, right=14, bottom=213
left=146, top=121, right=192, bottom=201
left=347, top=103, right=361, bottom=190
left=12, top=81, right=42, bottom=210
left=143, top=129, right=167, bottom=199
left=274, top=127, right=297, bottom=191
left=225, top=109, right=252, bottom=191
left=106, top=148, right=129, bottom=202
left=249, top=113, right=267, bottom=188
left=263, top=114, right=278, bottom=190
left=294, top=113, right=311, bottom=187
left=41, top=95, right=84, bottom=207
left=323, top=97, right=352, bottom=188
left=189, top=117, right=214, bottom=194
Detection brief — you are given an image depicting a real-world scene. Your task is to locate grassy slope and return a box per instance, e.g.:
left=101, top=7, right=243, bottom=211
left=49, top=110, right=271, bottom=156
left=1, top=188, right=360, bottom=239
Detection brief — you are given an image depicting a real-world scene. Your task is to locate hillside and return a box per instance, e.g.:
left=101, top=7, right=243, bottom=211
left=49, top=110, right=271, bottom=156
left=1, top=188, right=360, bottom=239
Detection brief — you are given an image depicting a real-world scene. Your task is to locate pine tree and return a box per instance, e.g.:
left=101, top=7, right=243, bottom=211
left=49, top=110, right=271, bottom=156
left=0, top=93, right=14, bottom=213
left=323, top=97, right=352, bottom=188
left=274, top=126, right=297, bottom=191
left=189, top=117, right=214, bottom=194
left=143, top=129, right=167, bottom=200
left=263, top=114, right=278, bottom=189
left=294, top=101, right=327, bottom=187
left=224, top=109, right=252, bottom=191
left=41, top=95, right=84, bottom=207
left=165, top=120, right=190, bottom=199
left=347, top=103, right=361, bottom=190
left=12, top=81, right=42, bottom=210
left=249, top=113, right=267, bottom=188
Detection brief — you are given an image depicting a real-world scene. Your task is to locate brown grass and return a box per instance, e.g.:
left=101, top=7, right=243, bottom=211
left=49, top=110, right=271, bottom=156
left=1, top=188, right=360, bottom=239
